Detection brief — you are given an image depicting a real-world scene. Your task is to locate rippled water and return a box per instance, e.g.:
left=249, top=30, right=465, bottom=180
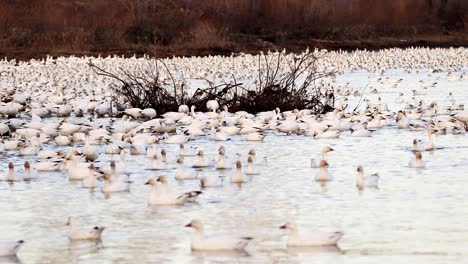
left=1, top=68, right=467, bottom=264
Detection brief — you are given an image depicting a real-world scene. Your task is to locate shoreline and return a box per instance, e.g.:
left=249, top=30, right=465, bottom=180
left=2, top=34, right=468, bottom=61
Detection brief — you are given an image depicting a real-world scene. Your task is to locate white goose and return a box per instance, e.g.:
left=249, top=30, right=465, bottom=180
left=66, top=216, right=105, bottom=241
left=102, top=164, right=130, bottom=193
left=314, top=160, right=331, bottom=181
left=179, top=144, right=197, bottom=157
left=356, top=165, right=379, bottom=189
left=409, top=152, right=426, bottom=168
left=193, top=149, right=210, bottom=168
left=245, top=156, right=259, bottom=175
left=0, top=240, right=25, bottom=257
left=82, top=163, right=98, bottom=188
left=150, top=154, right=167, bottom=171
left=215, top=146, right=232, bottom=170
left=280, top=221, right=343, bottom=247
left=6, top=162, right=22, bottom=182
left=175, top=157, right=197, bottom=180
left=185, top=219, right=253, bottom=251
left=23, top=161, right=36, bottom=180
left=145, top=176, right=202, bottom=205
left=200, top=174, right=223, bottom=188
left=231, top=161, right=248, bottom=183
left=311, top=146, right=334, bottom=168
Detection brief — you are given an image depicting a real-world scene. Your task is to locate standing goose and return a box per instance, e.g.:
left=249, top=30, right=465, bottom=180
left=145, top=176, right=202, bottom=205
left=66, top=216, right=105, bottom=241
left=356, top=165, right=379, bottom=189
left=311, top=146, right=334, bottom=168
left=185, top=219, right=253, bottom=251
left=279, top=221, right=343, bottom=247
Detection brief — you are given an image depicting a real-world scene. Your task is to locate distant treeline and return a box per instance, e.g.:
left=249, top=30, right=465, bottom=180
left=1, top=0, right=467, bottom=58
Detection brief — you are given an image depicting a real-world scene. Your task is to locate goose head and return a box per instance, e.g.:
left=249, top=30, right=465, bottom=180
left=323, top=146, right=334, bottom=153
left=279, top=221, right=297, bottom=230
left=24, top=161, right=30, bottom=169
left=185, top=219, right=203, bottom=230
left=415, top=152, right=422, bottom=160
left=8, top=161, right=14, bottom=170
left=156, top=175, right=168, bottom=184
left=176, top=157, right=184, bottom=165
left=247, top=156, right=254, bottom=164
left=248, top=149, right=256, bottom=156
left=218, top=146, right=225, bottom=155
left=144, top=178, right=156, bottom=186
left=236, top=160, right=242, bottom=169
left=197, top=149, right=204, bottom=157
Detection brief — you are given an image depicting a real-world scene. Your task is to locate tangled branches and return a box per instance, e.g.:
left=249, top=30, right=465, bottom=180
left=89, top=51, right=336, bottom=115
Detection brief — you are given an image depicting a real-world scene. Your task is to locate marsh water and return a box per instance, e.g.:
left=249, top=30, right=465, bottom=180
left=1, top=66, right=467, bottom=264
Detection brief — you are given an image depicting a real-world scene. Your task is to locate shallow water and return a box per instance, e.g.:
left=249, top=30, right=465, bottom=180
left=1, top=67, right=468, bottom=264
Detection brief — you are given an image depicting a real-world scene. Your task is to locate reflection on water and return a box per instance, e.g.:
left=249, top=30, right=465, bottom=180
left=0, top=68, right=467, bottom=263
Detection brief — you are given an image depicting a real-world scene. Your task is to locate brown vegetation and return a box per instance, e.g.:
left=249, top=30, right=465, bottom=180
left=89, top=51, right=335, bottom=114
left=1, top=0, right=468, bottom=59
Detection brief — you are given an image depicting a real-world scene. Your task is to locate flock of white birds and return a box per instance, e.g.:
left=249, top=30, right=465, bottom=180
left=0, top=47, right=467, bottom=258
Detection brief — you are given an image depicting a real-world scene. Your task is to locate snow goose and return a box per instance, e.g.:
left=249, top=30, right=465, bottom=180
left=37, top=150, right=64, bottom=160
left=314, top=160, right=331, bottom=181
left=200, top=174, right=223, bottom=188
left=356, top=165, right=379, bottom=189
left=409, top=152, right=426, bottom=168
left=193, top=149, right=210, bottom=168
left=185, top=219, right=253, bottom=251
left=150, top=154, right=167, bottom=171
left=32, top=160, right=62, bottom=171
left=175, top=157, right=196, bottom=180
left=164, top=133, right=189, bottom=144
left=82, top=134, right=99, bottom=161
left=279, top=221, right=343, bottom=247
left=311, top=146, right=334, bottom=168
left=68, top=160, right=90, bottom=180
left=82, top=163, right=98, bottom=188
left=23, top=161, right=36, bottom=180
left=145, top=176, right=202, bottom=205
left=179, top=144, right=197, bottom=157
left=0, top=240, right=25, bottom=257
left=231, top=161, right=247, bottom=183
left=210, top=127, right=228, bottom=141
left=102, top=168, right=130, bottom=193
left=66, top=216, right=105, bottom=241
left=245, top=156, right=259, bottom=175
left=314, top=130, right=341, bottom=139
left=245, top=132, right=265, bottom=141
left=6, top=162, right=22, bottom=182
left=215, top=146, right=232, bottom=170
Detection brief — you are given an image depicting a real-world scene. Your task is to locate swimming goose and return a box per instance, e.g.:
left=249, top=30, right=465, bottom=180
left=185, top=219, right=253, bottom=251
left=245, top=156, right=259, bottom=175
left=82, top=163, right=98, bottom=188
left=23, top=161, right=35, bottom=180
left=150, top=154, right=167, bottom=171
left=193, top=149, right=210, bottom=168
left=200, top=174, right=223, bottom=188
left=231, top=161, right=247, bottom=183
left=210, top=127, right=228, bottom=141
left=279, top=221, right=343, bottom=247
left=314, top=160, right=331, bottom=181
left=66, top=216, right=105, bottom=241
left=175, top=157, right=196, bottom=180
left=37, top=150, right=64, bottom=160
left=179, top=144, right=197, bottom=157
left=311, top=146, right=334, bottom=168
left=245, top=132, right=265, bottom=141
left=145, top=176, right=202, bottom=205
left=0, top=240, right=25, bottom=257
left=32, top=160, right=62, bottom=171
left=164, top=133, right=189, bottom=144
left=356, top=165, right=379, bottom=189
left=82, top=134, right=99, bottom=161
left=102, top=169, right=130, bottom=193
left=215, top=146, right=232, bottom=170
left=68, top=161, right=91, bottom=180
left=409, top=151, right=426, bottom=168
left=6, top=162, right=22, bottom=182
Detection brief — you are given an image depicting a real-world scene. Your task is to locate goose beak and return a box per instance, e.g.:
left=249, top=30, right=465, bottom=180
left=185, top=223, right=192, bottom=227
left=279, top=224, right=287, bottom=229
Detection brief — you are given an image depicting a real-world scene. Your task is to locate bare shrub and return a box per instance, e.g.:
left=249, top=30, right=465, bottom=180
left=89, top=50, right=335, bottom=115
